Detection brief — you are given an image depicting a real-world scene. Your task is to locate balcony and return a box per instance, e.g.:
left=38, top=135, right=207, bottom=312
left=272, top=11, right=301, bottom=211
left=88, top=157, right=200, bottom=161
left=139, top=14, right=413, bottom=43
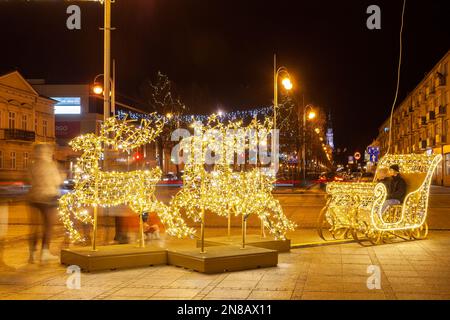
left=437, top=105, right=447, bottom=117
left=436, top=134, right=447, bottom=145
left=0, top=129, right=36, bottom=142
left=426, top=111, right=436, bottom=123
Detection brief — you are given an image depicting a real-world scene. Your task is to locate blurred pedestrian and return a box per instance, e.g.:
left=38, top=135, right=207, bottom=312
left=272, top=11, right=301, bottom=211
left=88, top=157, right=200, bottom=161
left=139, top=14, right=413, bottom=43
left=27, top=143, right=64, bottom=263
left=143, top=212, right=164, bottom=241
left=0, top=199, right=15, bottom=271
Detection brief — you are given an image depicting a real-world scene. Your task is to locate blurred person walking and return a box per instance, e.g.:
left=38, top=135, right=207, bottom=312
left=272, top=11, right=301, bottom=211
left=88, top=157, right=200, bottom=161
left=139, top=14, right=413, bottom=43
left=0, top=198, right=15, bottom=271
left=28, top=143, right=64, bottom=263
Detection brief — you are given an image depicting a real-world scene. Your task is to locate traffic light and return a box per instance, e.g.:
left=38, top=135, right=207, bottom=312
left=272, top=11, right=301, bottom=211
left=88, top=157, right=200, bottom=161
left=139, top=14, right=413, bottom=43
left=132, top=151, right=142, bottom=161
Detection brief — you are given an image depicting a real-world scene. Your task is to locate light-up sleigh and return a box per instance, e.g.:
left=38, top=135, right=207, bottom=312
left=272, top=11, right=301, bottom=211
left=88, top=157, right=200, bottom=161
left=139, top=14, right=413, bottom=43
left=317, top=153, right=442, bottom=245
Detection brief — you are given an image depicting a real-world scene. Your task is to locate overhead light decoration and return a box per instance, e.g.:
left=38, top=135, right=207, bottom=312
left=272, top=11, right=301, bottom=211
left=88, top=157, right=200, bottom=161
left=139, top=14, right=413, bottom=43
left=320, top=153, right=441, bottom=244
left=58, top=115, right=195, bottom=244
left=169, top=114, right=296, bottom=249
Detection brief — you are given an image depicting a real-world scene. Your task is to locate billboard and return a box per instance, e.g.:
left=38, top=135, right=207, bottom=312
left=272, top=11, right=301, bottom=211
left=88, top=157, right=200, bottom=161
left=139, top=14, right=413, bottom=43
left=55, top=121, right=81, bottom=139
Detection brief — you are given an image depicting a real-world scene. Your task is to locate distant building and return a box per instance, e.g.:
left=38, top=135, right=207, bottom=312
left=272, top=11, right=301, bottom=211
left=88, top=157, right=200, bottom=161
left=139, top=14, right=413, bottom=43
left=0, top=71, right=55, bottom=181
left=29, top=81, right=103, bottom=146
left=326, top=112, right=334, bottom=150
left=30, top=81, right=163, bottom=175
left=375, top=50, right=450, bottom=186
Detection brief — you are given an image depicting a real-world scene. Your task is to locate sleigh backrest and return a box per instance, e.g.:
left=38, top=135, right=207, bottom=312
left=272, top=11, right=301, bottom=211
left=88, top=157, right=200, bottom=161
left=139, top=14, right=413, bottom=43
left=376, top=153, right=441, bottom=193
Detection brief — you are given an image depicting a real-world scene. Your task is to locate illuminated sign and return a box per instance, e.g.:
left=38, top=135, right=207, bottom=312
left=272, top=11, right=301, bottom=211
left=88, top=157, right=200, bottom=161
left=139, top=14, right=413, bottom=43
left=367, top=146, right=380, bottom=163
left=52, top=97, right=81, bottom=114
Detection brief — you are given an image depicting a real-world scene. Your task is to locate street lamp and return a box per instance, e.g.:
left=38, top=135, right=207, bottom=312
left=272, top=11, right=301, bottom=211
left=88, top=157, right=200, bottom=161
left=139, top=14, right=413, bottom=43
left=281, top=78, right=293, bottom=90
left=308, top=111, right=316, bottom=120
left=91, top=73, right=115, bottom=116
left=92, top=83, right=104, bottom=95
left=302, top=104, right=316, bottom=184
left=273, top=54, right=293, bottom=173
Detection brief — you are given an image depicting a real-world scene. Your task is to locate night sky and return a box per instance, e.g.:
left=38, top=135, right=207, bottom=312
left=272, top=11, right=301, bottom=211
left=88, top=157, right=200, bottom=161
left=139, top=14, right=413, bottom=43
left=0, top=0, right=449, bottom=154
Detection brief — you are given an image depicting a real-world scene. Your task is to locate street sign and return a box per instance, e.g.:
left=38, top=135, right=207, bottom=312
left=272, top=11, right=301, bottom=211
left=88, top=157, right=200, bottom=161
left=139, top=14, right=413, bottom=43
left=348, top=156, right=354, bottom=164
left=367, top=146, right=380, bottom=163
left=354, top=152, right=361, bottom=161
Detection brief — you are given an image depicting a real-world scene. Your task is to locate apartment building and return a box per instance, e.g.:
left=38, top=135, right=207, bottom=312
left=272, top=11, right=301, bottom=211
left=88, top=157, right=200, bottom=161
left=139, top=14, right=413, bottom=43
left=0, top=71, right=55, bottom=181
left=376, top=50, right=450, bottom=186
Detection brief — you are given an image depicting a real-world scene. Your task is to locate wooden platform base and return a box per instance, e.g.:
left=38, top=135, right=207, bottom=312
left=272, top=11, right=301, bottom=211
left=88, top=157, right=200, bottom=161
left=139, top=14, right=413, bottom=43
left=167, top=245, right=278, bottom=274
left=196, top=235, right=291, bottom=252
left=60, top=244, right=167, bottom=272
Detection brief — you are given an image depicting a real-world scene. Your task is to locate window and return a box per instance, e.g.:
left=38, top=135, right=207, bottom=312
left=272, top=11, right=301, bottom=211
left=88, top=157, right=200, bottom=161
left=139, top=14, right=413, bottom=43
left=10, top=152, right=16, bottom=170
left=0, top=151, right=3, bottom=169
left=43, top=120, right=48, bottom=137
left=8, top=112, right=15, bottom=129
left=23, top=152, right=29, bottom=169
left=21, top=115, right=27, bottom=130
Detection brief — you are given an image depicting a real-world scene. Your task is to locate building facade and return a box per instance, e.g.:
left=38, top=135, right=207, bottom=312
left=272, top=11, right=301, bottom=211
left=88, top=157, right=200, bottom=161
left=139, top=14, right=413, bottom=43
left=375, top=50, right=450, bottom=185
left=0, top=71, right=55, bottom=181
left=30, top=82, right=164, bottom=175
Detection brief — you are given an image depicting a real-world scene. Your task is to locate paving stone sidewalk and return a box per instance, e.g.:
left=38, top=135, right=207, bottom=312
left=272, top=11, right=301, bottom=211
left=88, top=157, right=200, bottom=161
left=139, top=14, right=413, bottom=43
left=1, top=230, right=450, bottom=300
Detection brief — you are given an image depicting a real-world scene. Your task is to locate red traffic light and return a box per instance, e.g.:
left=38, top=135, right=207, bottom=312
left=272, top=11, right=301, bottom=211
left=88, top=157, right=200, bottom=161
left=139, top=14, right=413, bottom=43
left=133, top=152, right=142, bottom=161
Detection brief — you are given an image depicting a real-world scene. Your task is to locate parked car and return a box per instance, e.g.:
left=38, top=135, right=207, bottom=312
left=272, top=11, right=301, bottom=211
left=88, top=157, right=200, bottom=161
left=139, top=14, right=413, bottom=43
left=162, top=173, right=178, bottom=182
left=318, top=172, right=344, bottom=183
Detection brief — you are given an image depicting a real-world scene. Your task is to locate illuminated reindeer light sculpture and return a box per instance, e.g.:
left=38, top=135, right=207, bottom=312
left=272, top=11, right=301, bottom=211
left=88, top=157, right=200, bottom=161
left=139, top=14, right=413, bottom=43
left=170, top=115, right=296, bottom=252
left=59, top=116, right=195, bottom=249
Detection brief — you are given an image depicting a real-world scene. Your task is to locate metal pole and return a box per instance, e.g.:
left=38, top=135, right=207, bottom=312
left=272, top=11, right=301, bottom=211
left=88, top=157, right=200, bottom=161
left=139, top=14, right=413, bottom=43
left=227, top=213, right=231, bottom=238
left=103, top=0, right=111, bottom=121
left=273, top=54, right=278, bottom=175
left=241, top=214, right=246, bottom=249
left=302, top=106, right=306, bottom=184
left=273, top=54, right=277, bottom=134
left=138, top=214, right=145, bottom=248
left=111, top=59, right=115, bottom=116
left=92, top=178, right=99, bottom=251
left=92, top=206, right=98, bottom=251
left=200, top=207, right=206, bottom=253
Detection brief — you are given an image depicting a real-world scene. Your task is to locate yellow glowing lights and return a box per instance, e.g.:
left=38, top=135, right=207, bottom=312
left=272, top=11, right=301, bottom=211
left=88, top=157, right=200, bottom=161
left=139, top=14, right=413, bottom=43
left=281, top=78, right=293, bottom=90
left=169, top=115, right=296, bottom=240
left=92, top=84, right=103, bottom=95
left=320, top=153, right=441, bottom=245
left=59, top=114, right=295, bottom=244
left=58, top=115, right=195, bottom=243
left=308, top=111, right=316, bottom=120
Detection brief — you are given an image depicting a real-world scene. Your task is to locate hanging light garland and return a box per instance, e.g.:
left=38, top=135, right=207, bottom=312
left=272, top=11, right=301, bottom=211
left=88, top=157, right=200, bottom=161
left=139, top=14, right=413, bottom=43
left=116, top=106, right=274, bottom=125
